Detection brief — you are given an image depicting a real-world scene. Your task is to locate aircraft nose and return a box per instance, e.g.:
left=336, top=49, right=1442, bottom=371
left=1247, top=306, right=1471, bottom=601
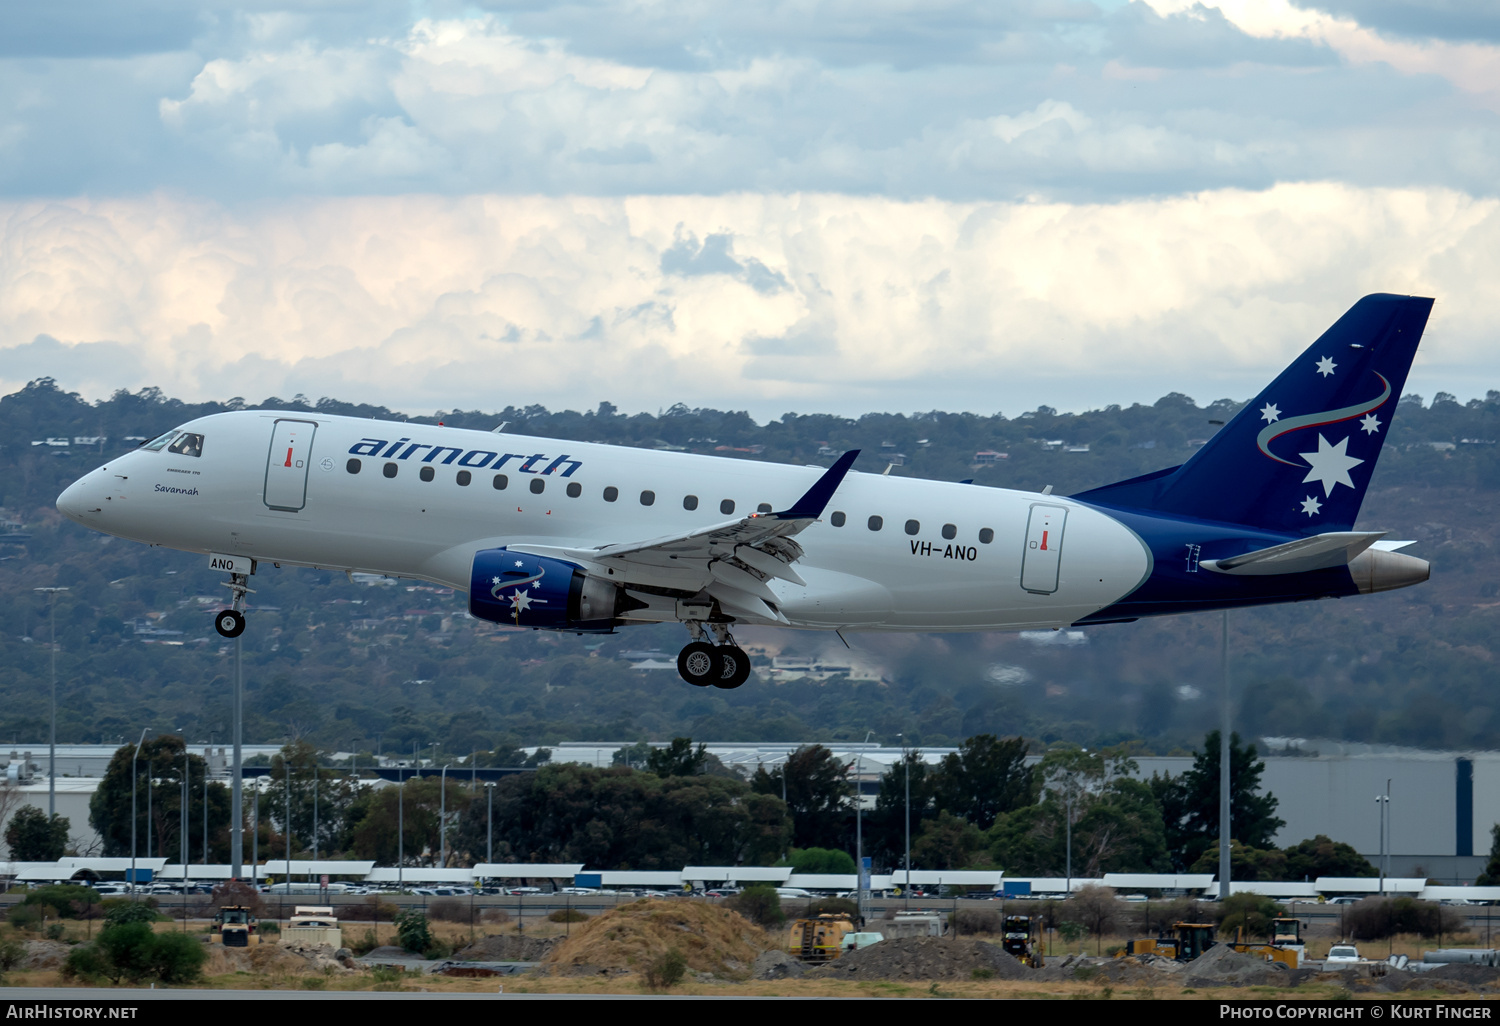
left=57, top=475, right=100, bottom=523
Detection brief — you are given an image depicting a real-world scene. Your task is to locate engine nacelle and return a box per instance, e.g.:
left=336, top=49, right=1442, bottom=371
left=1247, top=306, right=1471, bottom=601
left=469, top=549, right=624, bottom=632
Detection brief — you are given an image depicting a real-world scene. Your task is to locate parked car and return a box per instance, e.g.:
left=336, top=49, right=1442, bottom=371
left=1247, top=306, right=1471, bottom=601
left=506, top=886, right=543, bottom=896
left=1325, top=945, right=1362, bottom=966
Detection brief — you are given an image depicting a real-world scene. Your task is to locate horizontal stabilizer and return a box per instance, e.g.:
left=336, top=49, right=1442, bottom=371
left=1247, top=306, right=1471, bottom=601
left=1202, top=531, right=1387, bottom=576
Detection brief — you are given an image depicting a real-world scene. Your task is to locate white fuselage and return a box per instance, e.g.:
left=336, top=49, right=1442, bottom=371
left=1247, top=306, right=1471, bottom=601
left=57, top=410, right=1153, bottom=632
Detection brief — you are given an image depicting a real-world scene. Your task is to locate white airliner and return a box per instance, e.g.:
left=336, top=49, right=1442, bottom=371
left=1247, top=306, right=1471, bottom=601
left=57, top=295, right=1433, bottom=689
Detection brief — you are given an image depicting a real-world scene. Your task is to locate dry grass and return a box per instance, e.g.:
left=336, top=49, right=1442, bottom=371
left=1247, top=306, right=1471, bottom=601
left=545, top=898, right=769, bottom=977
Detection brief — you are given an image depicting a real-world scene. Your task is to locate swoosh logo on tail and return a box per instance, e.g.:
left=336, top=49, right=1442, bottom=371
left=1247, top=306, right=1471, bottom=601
left=1256, top=372, right=1391, bottom=467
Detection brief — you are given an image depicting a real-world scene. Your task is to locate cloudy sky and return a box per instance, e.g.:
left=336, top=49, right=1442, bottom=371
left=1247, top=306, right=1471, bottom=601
left=3, top=0, right=1498, bottom=417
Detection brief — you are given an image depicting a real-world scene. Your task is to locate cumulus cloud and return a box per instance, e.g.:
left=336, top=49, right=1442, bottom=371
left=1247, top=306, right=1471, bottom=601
left=1, top=6, right=1499, bottom=199
left=1, top=187, right=1496, bottom=417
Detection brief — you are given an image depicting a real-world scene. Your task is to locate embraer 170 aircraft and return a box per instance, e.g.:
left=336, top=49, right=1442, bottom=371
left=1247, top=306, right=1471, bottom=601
left=57, top=294, right=1433, bottom=689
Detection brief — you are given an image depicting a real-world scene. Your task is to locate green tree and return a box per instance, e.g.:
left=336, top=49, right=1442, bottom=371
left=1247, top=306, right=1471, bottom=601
left=726, top=884, right=784, bottom=927
left=869, top=749, right=939, bottom=870
left=5, top=806, right=70, bottom=861
left=264, top=740, right=365, bottom=858
left=1190, top=839, right=1289, bottom=882
left=750, top=745, right=852, bottom=849
left=912, top=811, right=988, bottom=870
left=348, top=775, right=467, bottom=866
left=88, top=737, right=228, bottom=859
left=931, top=734, right=1035, bottom=829
left=1151, top=731, right=1284, bottom=871
left=647, top=738, right=707, bottom=777
left=1215, top=892, right=1285, bottom=942
left=1283, top=835, right=1377, bottom=880
left=783, top=847, right=855, bottom=874
left=1476, top=824, right=1500, bottom=886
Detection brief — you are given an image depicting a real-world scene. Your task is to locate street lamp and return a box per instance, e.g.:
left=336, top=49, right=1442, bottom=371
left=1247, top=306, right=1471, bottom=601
left=854, top=730, right=872, bottom=925
left=130, top=728, right=154, bottom=895
left=34, top=587, right=68, bottom=818
left=440, top=764, right=451, bottom=868
left=484, top=782, right=496, bottom=864
left=898, top=733, right=911, bottom=910
left=1377, top=783, right=1392, bottom=894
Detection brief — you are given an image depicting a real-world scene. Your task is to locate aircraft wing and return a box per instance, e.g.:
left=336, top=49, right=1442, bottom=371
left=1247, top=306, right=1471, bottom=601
left=1201, top=531, right=1388, bottom=576
left=512, top=450, right=859, bottom=623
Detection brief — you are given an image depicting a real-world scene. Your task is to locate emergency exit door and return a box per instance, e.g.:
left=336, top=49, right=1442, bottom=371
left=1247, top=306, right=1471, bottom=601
left=264, top=419, right=317, bottom=511
left=1020, top=504, right=1067, bottom=594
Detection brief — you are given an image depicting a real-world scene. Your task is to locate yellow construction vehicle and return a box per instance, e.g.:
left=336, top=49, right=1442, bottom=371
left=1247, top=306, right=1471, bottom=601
left=1000, top=914, right=1045, bottom=967
left=787, top=914, right=857, bottom=963
left=212, top=906, right=258, bottom=947
left=1228, top=917, right=1304, bottom=968
left=1123, top=922, right=1217, bottom=961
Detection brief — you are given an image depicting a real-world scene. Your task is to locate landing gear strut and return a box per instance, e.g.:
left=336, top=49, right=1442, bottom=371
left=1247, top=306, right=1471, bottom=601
left=676, top=623, right=752, bottom=690
left=215, top=572, right=254, bottom=639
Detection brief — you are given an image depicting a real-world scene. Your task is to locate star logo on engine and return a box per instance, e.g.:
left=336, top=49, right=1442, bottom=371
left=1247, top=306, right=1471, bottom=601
left=509, top=589, right=533, bottom=614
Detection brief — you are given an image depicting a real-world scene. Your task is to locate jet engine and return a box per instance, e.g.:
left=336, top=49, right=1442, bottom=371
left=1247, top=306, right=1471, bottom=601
left=469, top=549, right=630, bottom=632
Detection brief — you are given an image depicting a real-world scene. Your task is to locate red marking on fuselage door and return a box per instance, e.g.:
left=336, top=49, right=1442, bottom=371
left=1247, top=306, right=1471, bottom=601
left=1040, top=530, right=1049, bottom=551
left=284, top=447, right=294, bottom=467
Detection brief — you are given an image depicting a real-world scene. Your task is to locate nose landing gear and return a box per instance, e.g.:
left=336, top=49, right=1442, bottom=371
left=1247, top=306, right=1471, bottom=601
left=214, top=572, right=254, bottom=638
left=676, top=623, right=752, bottom=689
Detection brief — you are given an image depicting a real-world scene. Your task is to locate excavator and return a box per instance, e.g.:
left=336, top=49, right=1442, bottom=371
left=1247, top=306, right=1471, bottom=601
left=1001, top=914, right=1045, bottom=967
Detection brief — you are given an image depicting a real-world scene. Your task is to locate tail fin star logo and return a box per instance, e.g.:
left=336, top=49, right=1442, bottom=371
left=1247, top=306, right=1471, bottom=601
left=1255, top=372, right=1391, bottom=468
left=1299, top=435, right=1363, bottom=497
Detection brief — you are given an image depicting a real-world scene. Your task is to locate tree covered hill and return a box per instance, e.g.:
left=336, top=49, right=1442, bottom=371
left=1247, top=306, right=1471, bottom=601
left=2, top=378, right=1499, bottom=756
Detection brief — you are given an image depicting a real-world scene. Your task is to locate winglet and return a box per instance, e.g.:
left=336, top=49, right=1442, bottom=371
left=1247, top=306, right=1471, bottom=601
left=773, top=449, right=860, bottom=520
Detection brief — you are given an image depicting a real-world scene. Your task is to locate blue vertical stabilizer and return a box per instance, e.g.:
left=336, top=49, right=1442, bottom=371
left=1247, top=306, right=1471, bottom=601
left=1074, top=294, right=1433, bottom=534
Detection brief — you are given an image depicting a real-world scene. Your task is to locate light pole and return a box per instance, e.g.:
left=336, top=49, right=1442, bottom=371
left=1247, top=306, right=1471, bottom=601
left=202, top=754, right=209, bottom=867
left=854, top=730, right=872, bottom=925
left=181, top=738, right=189, bottom=889
left=398, top=757, right=405, bottom=894
left=899, top=733, right=911, bottom=910
left=130, top=728, right=153, bottom=895
left=485, top=782, right=496, bottom=864
left=34, top=587, right=67, bottom=818
left=1220, top=609, right=1232, bottom=901
left=231, top=630, right=243, bottom=880
left=440, top=764, right=450, bottom=868
left=312, top=751, right=319, bottom=865
left=1377, top=784, right=1392, bottom=894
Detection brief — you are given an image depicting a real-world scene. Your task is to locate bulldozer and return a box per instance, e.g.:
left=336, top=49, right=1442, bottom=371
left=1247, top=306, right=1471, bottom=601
left=1228, top=917, right=1304, bottom=968
left=1123, top=922, right=1217, bottom=962
left=212, top=905, right=258, bottom=947
left=1000, top=914, right=1045, bottom=968
left=787, top=914, right=859, bottom=963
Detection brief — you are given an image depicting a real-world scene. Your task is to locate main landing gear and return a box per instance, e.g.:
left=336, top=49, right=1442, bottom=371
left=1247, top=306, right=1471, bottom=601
left=677, top=624, right=752, bottom=690
left=214, top=572, right=254, bottom=639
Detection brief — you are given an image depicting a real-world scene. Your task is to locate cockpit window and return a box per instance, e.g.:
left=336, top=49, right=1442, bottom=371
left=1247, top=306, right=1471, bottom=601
left=167, top=433, right=204, bottom=458
left=140, top=430, right=179, bottom=452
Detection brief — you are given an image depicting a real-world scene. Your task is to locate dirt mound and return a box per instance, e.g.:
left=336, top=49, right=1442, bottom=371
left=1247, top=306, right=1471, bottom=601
left=1418, top=964, right=1500, bottom=991
left=1182, top=943, right=1292, bottom=988
left=453, top=934, right=556, bottom=962
left=545, top=899, right=769, bottom=978
left=808, top=937, right=1031, bottom=981
left=752, top=949, right=806, bottom=980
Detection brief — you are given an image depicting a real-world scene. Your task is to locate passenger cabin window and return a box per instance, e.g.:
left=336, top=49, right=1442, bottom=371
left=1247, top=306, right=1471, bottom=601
left=868, top=515, right=883, bottom=531
left=603, top=486, right=619, bottom=502
left=641, top=490, right=656, bottom=506
left=942, top=523, right=956, bottom=540
left=905, top=519, right=920, bottom=535
left=346, top=459, right=362, bottom=474
left=419, top=466, right=435, bottom=482
left=530, top=478, right=545, bottom=494
left=492, top=474, right=508, bottom=490
left=979, top=528, right=994, bottom=544
left=566, top=482, right=582, bottom=498
left=683, top=495, right=699, bottom=510
left=721, top=499, right=735, bottom=514
left=456, top=470, right=471, bottom=486
left=830, top=511, right=846, bottom=527
left=383, top=462, right=398, bottom=478
left=167, top=433, right=204, bottom=458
